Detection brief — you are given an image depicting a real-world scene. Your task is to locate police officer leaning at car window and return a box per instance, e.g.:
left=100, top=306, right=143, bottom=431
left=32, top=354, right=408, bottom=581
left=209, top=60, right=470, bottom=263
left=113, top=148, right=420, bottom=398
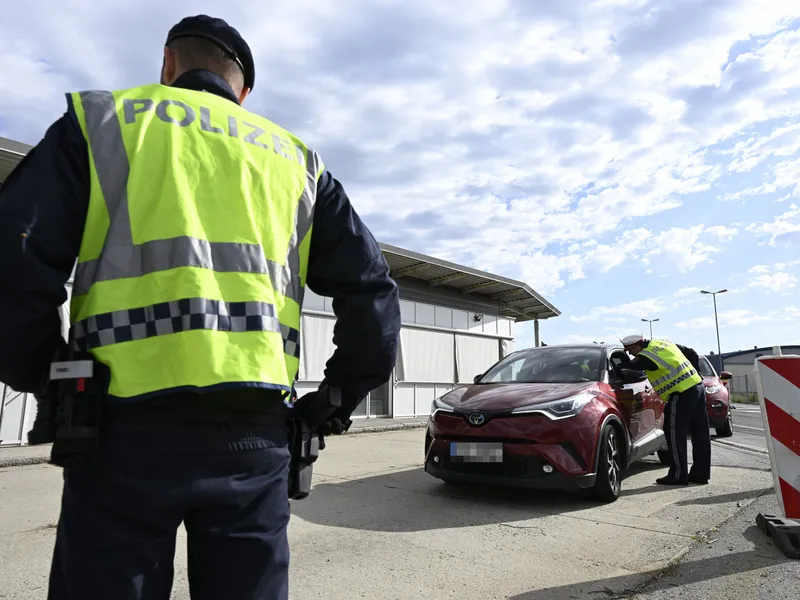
left=620, top=335, right=711, bottom=487
left=0, top=15, right=401, bottom=600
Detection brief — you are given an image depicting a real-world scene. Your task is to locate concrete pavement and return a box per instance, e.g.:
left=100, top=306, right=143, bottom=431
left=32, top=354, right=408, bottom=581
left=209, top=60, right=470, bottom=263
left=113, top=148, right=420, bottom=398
left=0, top=426, right=781, bottom=600
left=629, top=493, right=799, bottom=600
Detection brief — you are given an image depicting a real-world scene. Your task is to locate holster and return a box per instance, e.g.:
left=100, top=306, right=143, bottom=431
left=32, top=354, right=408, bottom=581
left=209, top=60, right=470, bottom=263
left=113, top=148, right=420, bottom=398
left=287, top=384, right=345, bottom=500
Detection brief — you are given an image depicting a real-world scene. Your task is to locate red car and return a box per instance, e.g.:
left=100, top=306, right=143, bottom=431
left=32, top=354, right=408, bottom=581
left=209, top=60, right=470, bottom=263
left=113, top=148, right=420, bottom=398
left=698, top=355, right=734, bottom=437
left=424, top=344, right=669, bottom=502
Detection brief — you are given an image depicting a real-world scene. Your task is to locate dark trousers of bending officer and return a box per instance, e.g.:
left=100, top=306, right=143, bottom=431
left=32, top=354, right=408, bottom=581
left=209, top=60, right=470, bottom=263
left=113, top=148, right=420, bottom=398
left=621, top=336, right=711, bottom=485
left=662, top=382, right=712, bottom=483
left=0, top=15, right=401, bottom=600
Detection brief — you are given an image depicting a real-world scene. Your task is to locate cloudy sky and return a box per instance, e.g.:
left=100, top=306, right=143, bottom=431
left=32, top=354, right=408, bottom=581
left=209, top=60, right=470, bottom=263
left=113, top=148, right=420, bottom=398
left=1, top=0, right=799, bottom=355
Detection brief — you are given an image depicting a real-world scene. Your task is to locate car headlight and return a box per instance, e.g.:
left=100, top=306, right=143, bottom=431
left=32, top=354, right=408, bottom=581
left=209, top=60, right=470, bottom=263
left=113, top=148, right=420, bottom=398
left=705, top=385, right=721, bottom=395
left=430, top=397, right=455, bottom=416
left=511, top=391, right=596, bottom=419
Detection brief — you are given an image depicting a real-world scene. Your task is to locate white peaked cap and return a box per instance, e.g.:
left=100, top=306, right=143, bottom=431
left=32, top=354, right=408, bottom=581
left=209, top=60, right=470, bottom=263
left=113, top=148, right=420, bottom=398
left=620, top=334, right=645, bottom=346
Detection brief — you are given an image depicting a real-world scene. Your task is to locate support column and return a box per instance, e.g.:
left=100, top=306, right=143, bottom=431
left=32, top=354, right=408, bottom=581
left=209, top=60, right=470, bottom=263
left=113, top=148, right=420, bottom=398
left=534, top=319, right=540, bottom=347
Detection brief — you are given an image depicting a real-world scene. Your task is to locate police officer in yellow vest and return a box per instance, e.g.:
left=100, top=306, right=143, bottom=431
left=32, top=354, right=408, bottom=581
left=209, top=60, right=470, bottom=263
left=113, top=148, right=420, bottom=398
left=0, top=15, right=401, bottom=600
left=621, top=335, right=711, bottom=486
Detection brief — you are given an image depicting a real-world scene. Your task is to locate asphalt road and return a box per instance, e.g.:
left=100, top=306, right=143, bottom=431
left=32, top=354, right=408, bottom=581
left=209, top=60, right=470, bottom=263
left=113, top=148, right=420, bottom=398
left=719, top=403, right=769, bottom=451
left=0, top=426, right=779, bottom=600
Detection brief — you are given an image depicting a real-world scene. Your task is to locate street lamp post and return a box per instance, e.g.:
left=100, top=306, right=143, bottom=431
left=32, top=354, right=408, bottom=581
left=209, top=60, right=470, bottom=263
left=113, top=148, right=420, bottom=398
left=701, top=289, right=728, bottom=368
left=641, top=318, right=659, bottom=338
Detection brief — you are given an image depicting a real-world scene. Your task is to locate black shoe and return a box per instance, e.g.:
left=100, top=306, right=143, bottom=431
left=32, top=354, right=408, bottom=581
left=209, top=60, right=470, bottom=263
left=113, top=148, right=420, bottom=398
left=656, top=476, right=689, bottom=486
left=688, top=477, right=709, bottom=485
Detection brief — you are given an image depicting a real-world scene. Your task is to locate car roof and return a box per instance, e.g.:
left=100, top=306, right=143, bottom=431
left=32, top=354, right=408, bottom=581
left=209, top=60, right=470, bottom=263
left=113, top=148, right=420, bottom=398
left=515, top=343, right=622, bottom=353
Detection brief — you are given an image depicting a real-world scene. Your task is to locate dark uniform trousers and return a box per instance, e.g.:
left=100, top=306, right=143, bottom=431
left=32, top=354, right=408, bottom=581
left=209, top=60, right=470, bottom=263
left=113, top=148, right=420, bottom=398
left=663, top=383, right=712, bottom=482
left=46, top=404, right=292, bottom=600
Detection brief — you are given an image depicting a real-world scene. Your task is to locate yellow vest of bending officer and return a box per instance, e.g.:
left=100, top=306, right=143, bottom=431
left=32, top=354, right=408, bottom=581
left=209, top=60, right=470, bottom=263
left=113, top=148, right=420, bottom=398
left=638, top=339, right=702, bottom=400
left=66, top=84, right=323, bottom=400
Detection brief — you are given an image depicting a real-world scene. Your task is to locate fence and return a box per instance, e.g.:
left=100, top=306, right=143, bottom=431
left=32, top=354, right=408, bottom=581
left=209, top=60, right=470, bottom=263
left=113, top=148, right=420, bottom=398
left=726, top=374, right=759, bottom=404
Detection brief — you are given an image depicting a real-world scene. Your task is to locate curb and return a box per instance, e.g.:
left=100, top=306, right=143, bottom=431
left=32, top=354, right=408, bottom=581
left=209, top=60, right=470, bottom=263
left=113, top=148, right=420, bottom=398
left=712, top=438, right=769, bottom=455
left=625, top=487, right=773, bottom=597
left=346, top=421, right=428, bottom=435
left=0, top=423, right=428, bottom=469
left=0, top=454, right=52, bottom=469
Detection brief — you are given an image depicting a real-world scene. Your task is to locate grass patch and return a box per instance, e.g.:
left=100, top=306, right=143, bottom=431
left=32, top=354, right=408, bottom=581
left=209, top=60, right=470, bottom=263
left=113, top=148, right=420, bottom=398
left=731, top=393, right=760, bottom=405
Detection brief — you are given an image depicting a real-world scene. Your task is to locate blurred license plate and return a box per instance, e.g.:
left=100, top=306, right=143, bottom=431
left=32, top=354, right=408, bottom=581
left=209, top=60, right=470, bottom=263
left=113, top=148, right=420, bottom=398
left=449, top=442, right=503, bottom=463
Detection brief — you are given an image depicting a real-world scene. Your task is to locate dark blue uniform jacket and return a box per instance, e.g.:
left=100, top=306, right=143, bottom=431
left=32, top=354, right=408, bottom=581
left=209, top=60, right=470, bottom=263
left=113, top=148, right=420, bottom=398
left=0, top=70, right=400, bottom=415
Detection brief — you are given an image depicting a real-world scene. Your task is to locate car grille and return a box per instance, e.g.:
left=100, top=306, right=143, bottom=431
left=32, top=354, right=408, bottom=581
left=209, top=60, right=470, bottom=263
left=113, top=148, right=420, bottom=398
left=437, top=456, right=547, bottom=479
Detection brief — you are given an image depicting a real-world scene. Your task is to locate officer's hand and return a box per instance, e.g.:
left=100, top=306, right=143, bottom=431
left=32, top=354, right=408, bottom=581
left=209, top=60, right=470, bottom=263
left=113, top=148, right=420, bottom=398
left=317, top=415, right=352, bottom=450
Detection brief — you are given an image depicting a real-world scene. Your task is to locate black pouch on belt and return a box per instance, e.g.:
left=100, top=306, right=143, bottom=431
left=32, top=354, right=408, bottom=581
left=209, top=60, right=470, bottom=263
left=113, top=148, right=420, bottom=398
left=49, top=353, right=111, bottom=469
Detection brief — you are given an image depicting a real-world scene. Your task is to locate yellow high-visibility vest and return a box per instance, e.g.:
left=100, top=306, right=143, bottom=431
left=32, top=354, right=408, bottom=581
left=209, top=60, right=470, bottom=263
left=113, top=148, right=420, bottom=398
left=638, top=339, right=702, bottom=400
left=67, top=84, right=324, bottom=399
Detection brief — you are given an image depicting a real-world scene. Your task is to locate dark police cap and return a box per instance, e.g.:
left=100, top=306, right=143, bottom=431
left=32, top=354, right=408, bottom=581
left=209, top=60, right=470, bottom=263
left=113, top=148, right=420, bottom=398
left=166, top=15, right=255, bottom=91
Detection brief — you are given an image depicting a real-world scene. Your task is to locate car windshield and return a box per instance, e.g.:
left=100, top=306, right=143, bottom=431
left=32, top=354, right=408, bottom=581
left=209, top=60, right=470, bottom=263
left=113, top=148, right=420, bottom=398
left=478, top=346, right=605, bottom=384
left=698, top=357, right=716, bottom=378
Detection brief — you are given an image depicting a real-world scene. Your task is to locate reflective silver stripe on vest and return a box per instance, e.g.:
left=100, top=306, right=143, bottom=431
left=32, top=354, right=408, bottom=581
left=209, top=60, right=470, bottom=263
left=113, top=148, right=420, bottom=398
left=656, top=368, right=699, bottom=398
left=73, top=90, right=320, bottom=310
left=638, top=346, right=673, bottom=371
left=652, top=361, right=693, bottom=387
left=71, top=297, right=300, bottom=358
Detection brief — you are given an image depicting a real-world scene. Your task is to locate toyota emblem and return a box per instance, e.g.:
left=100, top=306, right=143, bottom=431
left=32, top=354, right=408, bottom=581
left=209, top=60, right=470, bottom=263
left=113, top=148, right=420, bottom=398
left=468, top=412, right=485, bottom=426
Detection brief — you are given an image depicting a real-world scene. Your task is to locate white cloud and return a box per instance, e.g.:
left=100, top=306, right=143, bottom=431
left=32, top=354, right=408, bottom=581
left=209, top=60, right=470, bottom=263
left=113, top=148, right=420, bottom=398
left=749, top=258, right=800, bottom=273
left=519, top=251, right=586, bottom=295
left=676, top=306, right=800, bottom=330
left=582, top=228, right=652, bottom=273
left=570, top=288, right=700, bottom=324
left=726, top=123, right=800, bottom=173
left=0, top=0, right=793, bottom=294
left=746, top=259, right=800, bottom=292
left=0, top=0, right=798, bottom=353
left=722, top=155, right=800, bottom=202
left=748, top=204, right=800, bottom=245
left=641, top=225, right=738, bottom=273
left=748, top=272, right=799, bottom=292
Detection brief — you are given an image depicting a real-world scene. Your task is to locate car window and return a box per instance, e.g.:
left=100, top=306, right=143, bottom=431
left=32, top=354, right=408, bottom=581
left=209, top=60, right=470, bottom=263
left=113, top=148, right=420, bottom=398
left=480, top=347, right=605, bottom=384
left=608, top=350, right=631, bottom=378
left=496, top=359, right=523, bottom=382
left=698, top=357, right=716, bottom=378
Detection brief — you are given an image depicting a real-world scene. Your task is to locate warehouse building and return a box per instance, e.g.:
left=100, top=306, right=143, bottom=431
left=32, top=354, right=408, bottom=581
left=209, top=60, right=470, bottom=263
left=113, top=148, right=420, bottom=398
left=707, top=345, right=800, bottom=401
left=0, top=136, right=560, bottom=445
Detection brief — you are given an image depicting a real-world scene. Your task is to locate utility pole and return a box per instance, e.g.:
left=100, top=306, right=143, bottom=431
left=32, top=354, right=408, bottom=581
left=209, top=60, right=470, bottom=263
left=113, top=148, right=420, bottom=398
left=641, top=318, right=659, bottom=339
left=701, top=289, right=728, bottom=369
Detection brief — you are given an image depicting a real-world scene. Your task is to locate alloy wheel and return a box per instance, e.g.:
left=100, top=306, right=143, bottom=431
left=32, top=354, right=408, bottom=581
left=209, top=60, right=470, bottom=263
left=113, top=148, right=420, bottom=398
left=607, top=431, right=621, bottom=495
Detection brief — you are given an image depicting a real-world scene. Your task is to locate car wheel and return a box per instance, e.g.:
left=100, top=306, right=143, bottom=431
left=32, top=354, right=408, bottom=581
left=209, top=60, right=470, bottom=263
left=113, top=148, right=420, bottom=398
left=715, top=411, right=734, bottom=438
left=657, top=449, right=672, bottom=466
left=591, top=425, right=622, bottom=503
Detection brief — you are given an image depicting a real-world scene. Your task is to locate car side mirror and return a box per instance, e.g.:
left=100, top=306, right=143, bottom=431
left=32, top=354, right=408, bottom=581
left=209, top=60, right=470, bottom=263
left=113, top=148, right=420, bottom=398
left=473, top=374, right=482, bottom=384
left=719, top=371, right=733, bottom=381
left=620, top=369, right=648, bottom=384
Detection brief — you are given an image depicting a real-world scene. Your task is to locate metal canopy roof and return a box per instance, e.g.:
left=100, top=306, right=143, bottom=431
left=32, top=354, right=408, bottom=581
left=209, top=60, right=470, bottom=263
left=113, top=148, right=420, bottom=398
left=0, top=136, right=32, bottom=183
left=379, top=243, right=560, bottom=322
left=0, top=137, right=560, bottom=323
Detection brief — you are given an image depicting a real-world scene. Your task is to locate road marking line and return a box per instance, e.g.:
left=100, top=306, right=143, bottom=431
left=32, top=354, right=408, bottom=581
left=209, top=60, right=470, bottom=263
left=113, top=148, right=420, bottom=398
left=713, top=439, right=769, bottom=455
left=734, top=424, right=765, bottom=432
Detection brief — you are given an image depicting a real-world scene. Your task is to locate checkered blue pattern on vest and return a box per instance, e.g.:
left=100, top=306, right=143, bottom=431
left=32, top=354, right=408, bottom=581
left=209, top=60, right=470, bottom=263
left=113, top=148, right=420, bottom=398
left=71, top=297, right=300, bottom=358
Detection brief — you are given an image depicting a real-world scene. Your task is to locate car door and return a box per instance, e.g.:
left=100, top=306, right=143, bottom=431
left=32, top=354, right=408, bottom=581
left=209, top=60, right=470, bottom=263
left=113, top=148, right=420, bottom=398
left=607, top=348, right=658, bottom=459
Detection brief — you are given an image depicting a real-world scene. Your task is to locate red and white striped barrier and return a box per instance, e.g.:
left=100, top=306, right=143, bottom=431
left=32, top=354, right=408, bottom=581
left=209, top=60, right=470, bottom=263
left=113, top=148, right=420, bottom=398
left=754, top=350, right=800, bottom=520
